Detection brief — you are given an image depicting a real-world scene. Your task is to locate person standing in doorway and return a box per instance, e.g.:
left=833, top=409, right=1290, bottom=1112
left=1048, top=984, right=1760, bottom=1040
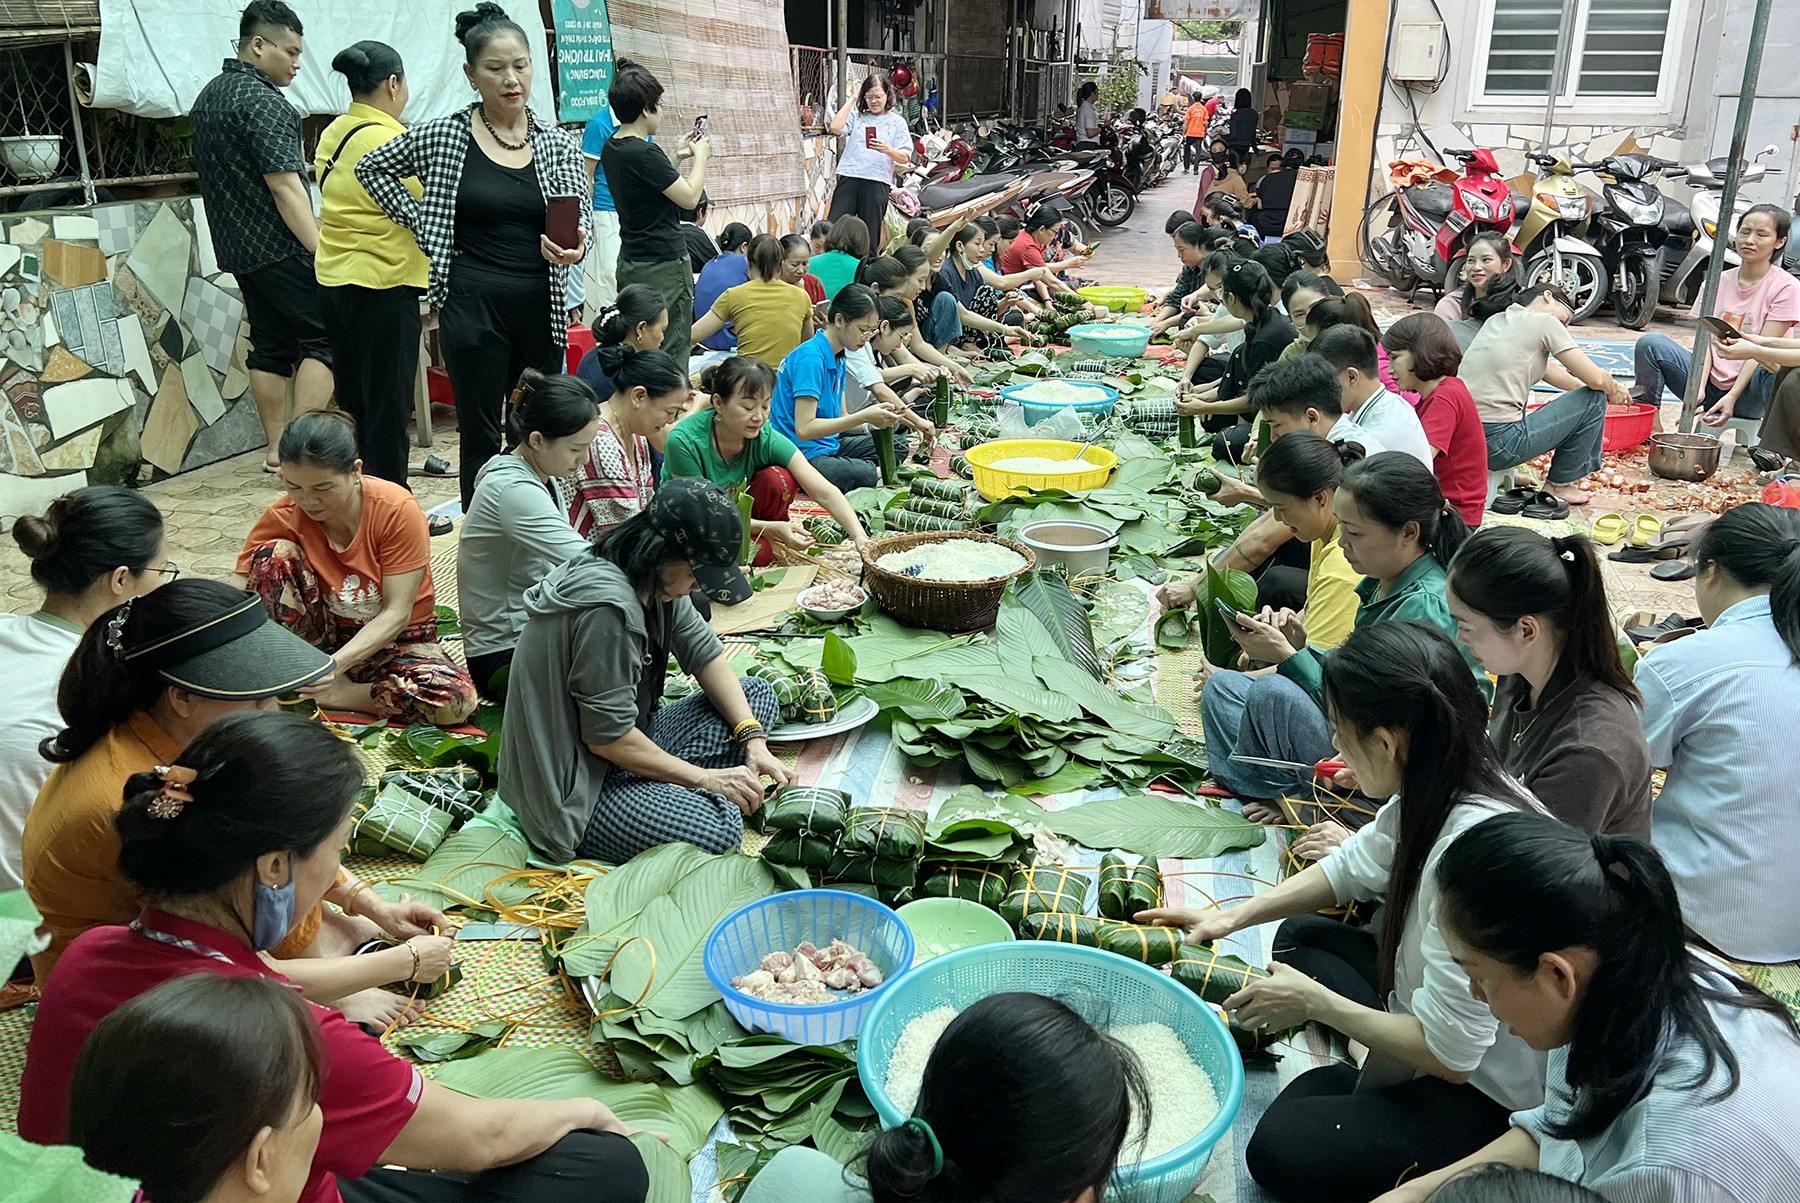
left=579, top=104, right=626, bottom=317
left=314, top=41, right=427, bottom=488
left=357, top=3, right=589, bottom=511
left=190, top=0, right=333, bottom=473
left=826, top=71, right=911, bottom=253
left=605, top=58, right=711, bottom=360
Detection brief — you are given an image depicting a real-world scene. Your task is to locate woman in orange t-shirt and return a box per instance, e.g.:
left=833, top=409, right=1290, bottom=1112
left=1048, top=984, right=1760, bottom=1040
left=237, top=411, right=476, bottom=725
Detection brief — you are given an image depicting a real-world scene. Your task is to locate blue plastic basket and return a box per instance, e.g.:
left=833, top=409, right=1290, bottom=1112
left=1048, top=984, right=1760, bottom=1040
left=999, top=379, right=1120, bottom=426
left=1067, top=322, right=1152, bottom=359
left=704, top=889, right=915, bottom=1045
left=856, top=941, right=1245, bottom=1203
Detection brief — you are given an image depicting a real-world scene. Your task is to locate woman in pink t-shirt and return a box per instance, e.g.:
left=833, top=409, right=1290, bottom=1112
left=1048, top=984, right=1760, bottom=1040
left=1633, top=205, right=1799, bottom=431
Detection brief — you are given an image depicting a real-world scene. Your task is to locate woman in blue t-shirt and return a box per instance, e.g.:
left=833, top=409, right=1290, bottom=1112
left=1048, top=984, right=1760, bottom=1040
left=769, top=284, right=907, bottom=492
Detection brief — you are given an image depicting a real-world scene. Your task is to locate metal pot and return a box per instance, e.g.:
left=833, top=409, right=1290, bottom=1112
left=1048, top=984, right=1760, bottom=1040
left=1019, top=520, right=1119, bottom=575
left=1647, top=432, right=1723, bottom=482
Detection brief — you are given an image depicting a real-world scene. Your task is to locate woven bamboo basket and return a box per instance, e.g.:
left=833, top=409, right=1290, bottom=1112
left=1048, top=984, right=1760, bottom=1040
left=859, top=531, right=1036, bottom=632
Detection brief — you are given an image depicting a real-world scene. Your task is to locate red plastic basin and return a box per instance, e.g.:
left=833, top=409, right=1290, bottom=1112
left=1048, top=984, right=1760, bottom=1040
left=1524, top=399, right=1657, bottom=453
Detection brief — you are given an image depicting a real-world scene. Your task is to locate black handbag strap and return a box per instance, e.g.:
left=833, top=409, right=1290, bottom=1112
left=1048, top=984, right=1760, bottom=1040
left=319, top=121, right=380, bottom=190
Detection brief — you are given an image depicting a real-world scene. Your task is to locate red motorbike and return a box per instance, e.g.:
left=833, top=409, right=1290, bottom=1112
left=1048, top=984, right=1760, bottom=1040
left=1358, top=146, right=1521, bottom=294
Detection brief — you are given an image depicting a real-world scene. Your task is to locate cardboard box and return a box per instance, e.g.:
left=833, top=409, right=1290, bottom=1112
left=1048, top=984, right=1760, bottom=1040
left=1286, top=82, right=1335, bottom=113
left=1285, top=108, right=1329, bottom=131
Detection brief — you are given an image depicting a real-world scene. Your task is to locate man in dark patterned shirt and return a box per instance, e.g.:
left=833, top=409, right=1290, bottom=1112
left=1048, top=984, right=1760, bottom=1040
left=192, top=0, right=334, bottom=470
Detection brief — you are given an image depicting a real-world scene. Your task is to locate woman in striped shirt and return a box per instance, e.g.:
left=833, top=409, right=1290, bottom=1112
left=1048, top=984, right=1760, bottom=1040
left=1375, top=811, right=1800, bottom=1203
left=565, top=345, right=690, bottom=540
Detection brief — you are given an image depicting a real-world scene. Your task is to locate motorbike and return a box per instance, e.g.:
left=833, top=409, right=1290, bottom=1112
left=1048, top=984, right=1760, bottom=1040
left=1515, top=154, right=1608, bottom=323
left=1659, top=143, right=1783, bottom=308
left=1579, top=153, right=1675, bottom=330
left=1046, top=123, right=1135, bottom=227
left=1358, top=146, right=1520, bottom=295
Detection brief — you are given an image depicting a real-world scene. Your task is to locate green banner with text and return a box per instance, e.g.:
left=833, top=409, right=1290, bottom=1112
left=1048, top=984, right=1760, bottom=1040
left=552, top=0, right=615, bottom=123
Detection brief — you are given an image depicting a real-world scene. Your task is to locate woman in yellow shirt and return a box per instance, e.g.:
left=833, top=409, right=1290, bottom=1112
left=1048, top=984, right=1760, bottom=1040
left=691, top=234, right=815, bottom=368
left=314, top=41, right=429, bottom=485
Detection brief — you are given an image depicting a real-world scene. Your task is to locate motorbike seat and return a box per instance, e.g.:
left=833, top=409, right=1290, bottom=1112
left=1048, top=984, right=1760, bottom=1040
left=1508, top=187, right=1530, bottom=215
left=919, top=174, right=1013, bottom=210
left=1402, top=181, right=1454, bottom=219
left=1662, top=208, right=1695, bottom=237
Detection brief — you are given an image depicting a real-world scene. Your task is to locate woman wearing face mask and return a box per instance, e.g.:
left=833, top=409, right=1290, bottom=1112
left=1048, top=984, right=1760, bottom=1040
left=1, top=488, right=168, bottom=896
left=1372, top=811, right=1800, bottom=1203
left=20, top=580, right=450, bottom=1031
left=565, top=346, right=691, bottom=540
left=1637, top=502, right=1800, bottom=962
left=499, top=480, right=789, bottom=864
left=666, top=356, right=872, bottom=562
left=827, top=71, right=912, bottom=253
left=459, top=369, right=601, bottom=698
left=858, top=249, right=975, bottom=385
left=927, top=225, right=1053, bottom=353
left=21, top=711, right=650, bottom=1203
left=771, top=284, right=908, bottom=492
left=1446, top=527, right=1651, bottom=835
left=70, top=975, right=326, bottom=1203
left=1634, top=204, right=1798, bottom=433
left=1151, top=622, right=1543, bottom=1203
left=355, top=4, right=588, bottom=509
left=1433, top=233, right=1519, bottom=340
left=1194, top=141, right=1251, bottom=214
left=1199, top=452, right=1483, bottom=812
left=691, top=234, right=816, bottom=369
left=239, top=412, right=476, bottom=725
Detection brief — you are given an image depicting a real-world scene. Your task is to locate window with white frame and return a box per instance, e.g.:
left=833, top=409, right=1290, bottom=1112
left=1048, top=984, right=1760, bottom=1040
left=1473, top=0, right=1685, bottom=109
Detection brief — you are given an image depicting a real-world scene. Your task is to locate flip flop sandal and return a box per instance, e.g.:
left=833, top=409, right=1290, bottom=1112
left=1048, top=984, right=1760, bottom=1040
left=1489, top=485, right=1537, bottom=515
left=1590, top=512, right=1628, bottom=546
left=1628, top=514, right=1664, bottom=548
left=1650, top=559, right=1699, bottom=581
left=1609, top=541, right=1683, bottom=563
left=1520, top=490, right=1571, bottom=520
left=428, top=515, right=455, bottom=537
left=419, top=454, right=453, bottom=476
left=1627, top=613, right=1702, bottom=643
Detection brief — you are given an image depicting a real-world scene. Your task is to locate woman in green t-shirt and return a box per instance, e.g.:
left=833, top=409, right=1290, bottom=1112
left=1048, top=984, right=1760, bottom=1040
left=664, top=356, right=871, bottom=564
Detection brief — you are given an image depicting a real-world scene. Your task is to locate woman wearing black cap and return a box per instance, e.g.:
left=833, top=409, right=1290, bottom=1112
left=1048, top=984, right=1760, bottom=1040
left=21, top=579, right=451, bottom=1029
left=500, top=478, right=790, bottom=864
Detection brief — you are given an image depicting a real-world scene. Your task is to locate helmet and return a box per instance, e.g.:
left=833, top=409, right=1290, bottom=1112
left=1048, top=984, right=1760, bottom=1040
left=891, top=64, right=914, bottom=89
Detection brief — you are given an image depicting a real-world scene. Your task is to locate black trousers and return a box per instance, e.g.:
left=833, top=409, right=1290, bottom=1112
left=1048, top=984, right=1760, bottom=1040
left=1184, top=136, right=1206, bottom=170
left=321, top=283, right=422, bottom=488
left=440, top=261, right=560, bottom=509
left=1255, top=538, right=1313, bottom=613
left=1245, top=916, right=1511, bottom=1202
left=468, top=647, right=513, bottom=701
left=338, top=1130, right=648, bottom=1203
left=828, top=176, right=892, bottom=253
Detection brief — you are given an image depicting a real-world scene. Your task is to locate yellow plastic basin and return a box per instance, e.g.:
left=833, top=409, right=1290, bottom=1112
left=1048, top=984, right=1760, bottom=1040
left=1078, top=285, right=1151, bottom=313
left=965, top=438, right=1119, bottom=501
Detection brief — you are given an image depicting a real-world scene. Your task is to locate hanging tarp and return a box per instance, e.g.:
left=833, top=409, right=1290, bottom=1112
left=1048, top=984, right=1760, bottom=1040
left=549, top=0, right=614, bottom=124
left=89, top=0, right=553, bottom=121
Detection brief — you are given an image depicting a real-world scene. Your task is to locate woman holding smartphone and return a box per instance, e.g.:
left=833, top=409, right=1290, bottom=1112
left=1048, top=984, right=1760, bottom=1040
left=827, top=71, right=912, bottom=251
left=357, top=3, right=588, bottom=509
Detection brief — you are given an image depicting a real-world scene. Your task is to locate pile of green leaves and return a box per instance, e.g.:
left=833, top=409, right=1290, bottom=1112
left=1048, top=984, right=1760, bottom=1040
left=382, top=701, right=504, bottom=779
left=1155, top=561, right=1260, bottom=664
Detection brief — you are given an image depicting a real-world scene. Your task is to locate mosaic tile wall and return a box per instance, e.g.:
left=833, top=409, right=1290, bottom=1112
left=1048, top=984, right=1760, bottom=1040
left=0, top=198, right=263, bottom=522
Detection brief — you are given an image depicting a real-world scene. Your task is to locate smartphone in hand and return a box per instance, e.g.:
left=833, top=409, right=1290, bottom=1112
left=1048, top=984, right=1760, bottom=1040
left=865, top=126, right=878, bottom=148
left=545, top=194, right=580, bottom=250
left=1212, top=597, right=1247, bottom=626
left=1698, top=316, right=1744, bottom=341
left=692, top=114, right=709, bottom=140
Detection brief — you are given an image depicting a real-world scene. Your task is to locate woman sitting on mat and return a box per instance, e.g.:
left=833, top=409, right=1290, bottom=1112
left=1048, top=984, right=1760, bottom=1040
left=1638, top=501, right=1800, bottom=963
left=860, top=248, right=975, bottom=385
left=1, top=486, right=168, bottom=896
left=70, top=975, right=327, bottom=1203
left=809, top=214, right=872, bottom=304
left=924, top=224, right=1052, bottom=353
left=1150, top=622, right=1543, bottom=1203
left=21, top=580, right=451, bottom=1029
left=665, top=356, right=871, bottom=563
left=1176, top=261, right=1297, bottom=441
left=576, top=284, right=667, bottom=401
left=740, top=992, right=1149, bottom=1203
left=1372, top=811, right=1800, bottom=1203
left=239, top=411, right=475, bottom=725
left=771, top=284, right=909, bottom=494
left=781, top=233, right=828, bottom=312
left=20, top=711, right=649, bottom=1203
left=692, top=222, right=752, bottom=353
left=565, top=345, right=689, bottom=540
left=1458, top=285, right=1632, bottom=511
left=1382, top=313, right=1490, bottom=527
left=1447, top=527, right=1651, bottom=836
left=459, top=369, right=600, bottom=698
left=1200, top=450, right=1481, bottom=814
left=842, top=295, right=941, bottom=448
left=1633, top=204, right=1797, bottom=434
left=1432, top=232, right=1519, bottom=337
left=499, top=479, right=789, bottom=864
left=691, top=234, right=816, bottom=370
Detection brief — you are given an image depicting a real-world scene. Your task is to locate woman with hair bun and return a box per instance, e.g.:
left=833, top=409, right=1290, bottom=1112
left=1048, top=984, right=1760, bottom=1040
left=357, top=2, right=590, bottom=509
left=239, top=410, right=475, bottom=725
left=0, top=487, right=168, bottom=893
left=1637, top=501, right=1800, bottom=962
left=315, top=39, right=425, bottom=486
left=1371, top=811, right=1800, bottom=1202
left=691, top=233, right=816, bottom=368
left=564, top=344, right=690, bottom=539
left=459, top=368, right=601, bottom=697
left=1446, top=527, right=1650, bottom=834
left=576, top=283, right=669, bottom=400
left=21, top=710, right=650, bottom=1203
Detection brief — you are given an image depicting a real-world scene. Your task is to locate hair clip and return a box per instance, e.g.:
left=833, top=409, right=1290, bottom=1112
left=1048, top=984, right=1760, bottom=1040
left=148, top=764, right=198, bottom=820
left=104, top=598, right=134, bottom=656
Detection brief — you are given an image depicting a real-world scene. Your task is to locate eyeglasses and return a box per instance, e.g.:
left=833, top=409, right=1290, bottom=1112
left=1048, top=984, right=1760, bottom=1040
left=146, top=562, right=181, bottom=582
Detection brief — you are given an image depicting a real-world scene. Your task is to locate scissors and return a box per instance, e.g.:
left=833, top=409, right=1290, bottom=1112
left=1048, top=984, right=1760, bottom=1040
left=1229, top=754, right=1348, bottom=779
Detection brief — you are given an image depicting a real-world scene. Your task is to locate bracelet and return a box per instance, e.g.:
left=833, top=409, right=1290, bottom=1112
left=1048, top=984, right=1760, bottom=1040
left=344, top=881, right=379, bottom=917
left=405, top=942, right=422, bottom=981
left=732, top=718, right=766, bottom=744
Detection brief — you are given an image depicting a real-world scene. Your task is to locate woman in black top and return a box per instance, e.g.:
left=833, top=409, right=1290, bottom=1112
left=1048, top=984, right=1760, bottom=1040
left=358, top=3, right=587, bottom=508
left=1177, top=260, right=1296, bottom=442
left=1227, top=87, right=1260, bottom=162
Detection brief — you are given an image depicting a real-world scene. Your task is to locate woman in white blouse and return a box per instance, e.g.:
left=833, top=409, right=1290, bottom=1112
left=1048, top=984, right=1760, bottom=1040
left=1146, top=621, right=1542, bottom=1202
left=1375, top=811, right=1800, bottom=1203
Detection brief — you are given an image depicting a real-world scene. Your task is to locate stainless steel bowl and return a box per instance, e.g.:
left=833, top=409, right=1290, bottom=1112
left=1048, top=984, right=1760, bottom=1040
left=1647, top=432, right=1722, bottom=482
left=1019, top=520, right=1120, bottom=575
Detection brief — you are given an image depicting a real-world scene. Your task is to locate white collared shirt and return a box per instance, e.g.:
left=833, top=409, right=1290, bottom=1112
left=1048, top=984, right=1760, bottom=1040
left=1327, top=412, right=1386, bottom=457
left=1350, top=384, right=1434, bottom=467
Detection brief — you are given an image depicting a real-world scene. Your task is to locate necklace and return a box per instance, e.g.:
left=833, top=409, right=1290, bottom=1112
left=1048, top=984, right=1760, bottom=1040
left=478, top=103, right=528, bottom=151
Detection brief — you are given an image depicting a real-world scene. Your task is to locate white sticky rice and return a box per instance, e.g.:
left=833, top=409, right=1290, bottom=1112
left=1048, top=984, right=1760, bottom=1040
left=1012, top=381, right=1107, bottom=406
left=875, top=538, right=1027, bottom=582
left=989, top=455, right=1085, bottom=474
left=884, top=1006, right=959, bottom=1114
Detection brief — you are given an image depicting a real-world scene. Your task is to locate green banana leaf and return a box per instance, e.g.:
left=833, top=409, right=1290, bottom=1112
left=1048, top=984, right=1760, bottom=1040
left=635, top=1132, right=693, bottom=1203
left=1008, top=570, right=1104, bottom=680
left=611, top=854, right=782, bottom=1020
left=392, top=1019, right=511, bottom=1063
left=1198, top=561, right=1260, bottom=666
left=373, top=826, right=535, bottom=912
left=1043, top=794, right=1266, bottom=860
left=559, top=843, right=719, bottom=977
